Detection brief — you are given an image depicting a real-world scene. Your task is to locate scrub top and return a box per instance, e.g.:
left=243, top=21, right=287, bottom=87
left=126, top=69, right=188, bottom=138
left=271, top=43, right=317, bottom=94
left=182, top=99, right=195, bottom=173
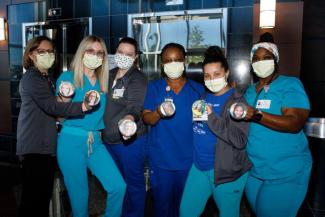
left=244, top=75, right=312, bottom=179
left=144, top=78, right=204, bottom=170
left=56, top=71, right=106, bottom=131
left=193, top=89, right=234, bottom=171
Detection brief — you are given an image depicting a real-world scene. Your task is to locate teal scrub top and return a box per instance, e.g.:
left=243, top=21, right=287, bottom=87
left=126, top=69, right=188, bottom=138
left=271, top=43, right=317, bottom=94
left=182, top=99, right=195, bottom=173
left=56, top=71, right=106, bottom=131
left=244, top=75, right=312, bottom=179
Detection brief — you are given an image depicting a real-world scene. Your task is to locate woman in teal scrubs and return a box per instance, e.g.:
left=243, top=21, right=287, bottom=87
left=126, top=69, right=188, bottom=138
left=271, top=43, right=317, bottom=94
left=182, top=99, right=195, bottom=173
left=56, top=36, right=126, bottom=217
left=244, top=37, right=312, bottom=217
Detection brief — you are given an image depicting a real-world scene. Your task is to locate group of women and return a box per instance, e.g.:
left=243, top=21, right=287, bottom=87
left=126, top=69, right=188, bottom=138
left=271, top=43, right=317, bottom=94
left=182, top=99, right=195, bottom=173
left=17, top=33, right=312, bottom=217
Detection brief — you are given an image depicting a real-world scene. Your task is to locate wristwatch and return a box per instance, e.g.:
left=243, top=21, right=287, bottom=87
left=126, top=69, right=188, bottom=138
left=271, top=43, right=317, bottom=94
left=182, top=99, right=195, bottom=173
left=252, top=109, right=263, bottom=122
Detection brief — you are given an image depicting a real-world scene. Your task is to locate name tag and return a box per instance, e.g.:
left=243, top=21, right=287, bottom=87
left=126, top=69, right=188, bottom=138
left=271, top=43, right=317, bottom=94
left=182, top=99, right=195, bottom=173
left=112, top=88, right=125, bottom=99
left=256, top=99, right=271, bottom=109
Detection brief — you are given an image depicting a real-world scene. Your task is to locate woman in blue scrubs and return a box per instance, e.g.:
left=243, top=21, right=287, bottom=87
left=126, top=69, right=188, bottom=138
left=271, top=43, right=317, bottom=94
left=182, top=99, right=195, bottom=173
left=180, top=46, right=251, bottom=217
left=143, top=43, right=204, bottom=217
left=56, top=35, right=126, bottom=217
left=244, top=37, right=312, bottom=217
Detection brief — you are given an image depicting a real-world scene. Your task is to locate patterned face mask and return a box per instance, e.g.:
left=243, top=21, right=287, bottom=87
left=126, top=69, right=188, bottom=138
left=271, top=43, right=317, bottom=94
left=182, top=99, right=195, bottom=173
left=114, top=53, right=135, bottom=70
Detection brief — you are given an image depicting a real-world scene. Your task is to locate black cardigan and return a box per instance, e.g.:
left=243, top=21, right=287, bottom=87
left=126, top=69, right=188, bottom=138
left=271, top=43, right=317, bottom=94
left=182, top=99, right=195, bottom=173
left=16, top=68, right=84, bottom=156
left=103, top=67, right=147, bottom=144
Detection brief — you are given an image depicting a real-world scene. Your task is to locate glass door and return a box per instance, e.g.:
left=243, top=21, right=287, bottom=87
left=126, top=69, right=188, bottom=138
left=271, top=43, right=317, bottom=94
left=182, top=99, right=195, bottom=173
left=128, top=8, right=227, bottom=82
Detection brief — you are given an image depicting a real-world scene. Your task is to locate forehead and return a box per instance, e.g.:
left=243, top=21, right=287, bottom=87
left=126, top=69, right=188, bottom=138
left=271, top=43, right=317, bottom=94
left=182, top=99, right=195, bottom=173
left=118, top=42, right=136, bottom=53
left=254, top=47, right=274, bottom=57
left=162, top=47, right=184, bottom=59
left=88, top=41, right=103, bottom=50
left=203, top=62, right=224, bottom=73
left=37, top=40, right=53, bottom=49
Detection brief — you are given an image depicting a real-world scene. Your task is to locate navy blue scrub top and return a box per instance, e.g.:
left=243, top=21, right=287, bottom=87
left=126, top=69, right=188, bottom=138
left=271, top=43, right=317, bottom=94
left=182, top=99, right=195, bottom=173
left=144, top=78, right=204, bottom=170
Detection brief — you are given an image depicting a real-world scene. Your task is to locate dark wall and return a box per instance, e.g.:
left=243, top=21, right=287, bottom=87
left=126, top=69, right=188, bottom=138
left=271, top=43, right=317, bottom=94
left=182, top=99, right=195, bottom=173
left=300, top=0, right=325, bottom=117
left=253, top=2, right=304, bottom=77
left=0, top=0, right=12, bottom=134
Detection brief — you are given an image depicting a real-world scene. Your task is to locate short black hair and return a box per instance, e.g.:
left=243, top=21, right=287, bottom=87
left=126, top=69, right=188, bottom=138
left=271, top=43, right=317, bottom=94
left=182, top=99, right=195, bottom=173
left=161, top=43, right=186, bottom=58
left=202, top=46, right=229, bottom=71
left=117, top=37, right=138, bottom=54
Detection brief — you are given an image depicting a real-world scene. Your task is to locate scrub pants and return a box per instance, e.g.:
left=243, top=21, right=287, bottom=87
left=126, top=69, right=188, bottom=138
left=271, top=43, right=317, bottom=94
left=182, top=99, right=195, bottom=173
left=57, top=126, right=126, bottom=217
left=180, top=165, right=248, bottom=217
left=149, top=165, right=189, bottom=217
left=106, top=135, right=147, bottom=217
left=245, top=164, right=312, bottom=217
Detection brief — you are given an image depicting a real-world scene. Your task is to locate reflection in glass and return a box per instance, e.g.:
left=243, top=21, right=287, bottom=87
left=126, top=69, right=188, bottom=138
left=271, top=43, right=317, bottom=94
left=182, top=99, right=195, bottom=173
left=128, top=9, right=228, bottom=81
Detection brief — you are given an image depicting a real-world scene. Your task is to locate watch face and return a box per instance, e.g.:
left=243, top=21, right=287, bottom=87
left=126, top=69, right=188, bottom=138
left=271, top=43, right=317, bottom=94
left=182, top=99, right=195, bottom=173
left=229, top=102, right=247, bottom=120
left=59, top=81, right=75, bottom=97
left=84, top=90, right=100, bottom=106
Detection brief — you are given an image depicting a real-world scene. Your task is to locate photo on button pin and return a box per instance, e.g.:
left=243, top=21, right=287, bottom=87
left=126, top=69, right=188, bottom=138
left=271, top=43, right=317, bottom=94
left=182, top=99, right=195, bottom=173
left=229, top=102, right=247, bottom=120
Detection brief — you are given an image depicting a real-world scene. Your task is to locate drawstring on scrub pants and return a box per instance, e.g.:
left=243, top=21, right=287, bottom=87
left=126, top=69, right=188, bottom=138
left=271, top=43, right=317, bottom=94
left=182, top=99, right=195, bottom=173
left=87, top=131, right=94, bottom=157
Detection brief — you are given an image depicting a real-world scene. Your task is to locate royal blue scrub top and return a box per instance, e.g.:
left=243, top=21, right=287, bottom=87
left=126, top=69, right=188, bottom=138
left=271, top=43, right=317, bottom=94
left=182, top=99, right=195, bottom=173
left=244, top=75, right=312, bottom=179
left=193, top=89, right=234, bottom=171
left=144, top=78, right=204, bottom=170
left=56, top=71, right=106, bottom=131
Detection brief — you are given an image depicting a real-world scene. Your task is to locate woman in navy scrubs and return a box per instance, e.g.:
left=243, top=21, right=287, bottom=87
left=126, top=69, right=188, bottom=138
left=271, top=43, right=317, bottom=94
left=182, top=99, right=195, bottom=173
left=143, top=43, right=204, bottom=217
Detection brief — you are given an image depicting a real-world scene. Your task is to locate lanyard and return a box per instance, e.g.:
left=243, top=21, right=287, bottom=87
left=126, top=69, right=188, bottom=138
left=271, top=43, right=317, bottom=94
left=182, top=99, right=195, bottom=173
left=253, top=73, right=277, bottom=108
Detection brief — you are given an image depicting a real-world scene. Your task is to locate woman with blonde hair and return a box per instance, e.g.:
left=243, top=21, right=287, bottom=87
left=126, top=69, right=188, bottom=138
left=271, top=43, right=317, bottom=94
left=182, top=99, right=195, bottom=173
left=56, top=35, right=126, bottom=217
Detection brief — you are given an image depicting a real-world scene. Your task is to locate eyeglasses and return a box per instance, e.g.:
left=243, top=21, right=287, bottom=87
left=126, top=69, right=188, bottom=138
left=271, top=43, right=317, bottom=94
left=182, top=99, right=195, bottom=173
left=85, top=49, right=105, bottom=58
left=34, top=49, right=55, bottom=56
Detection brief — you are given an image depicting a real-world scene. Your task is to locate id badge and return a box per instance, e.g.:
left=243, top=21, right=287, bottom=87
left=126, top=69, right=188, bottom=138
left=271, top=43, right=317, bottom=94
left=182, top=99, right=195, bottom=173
left=256, top=99, right=271, bottom=109
left=112, top=88, right=125, bottom=99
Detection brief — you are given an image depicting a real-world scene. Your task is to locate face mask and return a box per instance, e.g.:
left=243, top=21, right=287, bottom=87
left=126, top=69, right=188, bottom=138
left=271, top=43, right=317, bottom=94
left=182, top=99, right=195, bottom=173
left=204, top=76, right=228, bottom=93
left=83, top=53, right=103, bottom=70
left=114, top=53, right=135, bottom=70
left=36, top=53, right=55, bottom=70
left=252, top=60, right=275, bottom=78
left=163, top=62, right=184, bottom=79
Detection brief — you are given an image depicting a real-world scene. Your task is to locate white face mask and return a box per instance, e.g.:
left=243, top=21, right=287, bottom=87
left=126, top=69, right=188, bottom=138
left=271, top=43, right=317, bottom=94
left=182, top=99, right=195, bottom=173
left=114, top=53, right=135, bottom=70
left=204, top=76, right=228, bottom=93
left=36, top=53, right=55, bottom=70
left=163, top=61, right=184, bottom=79
left=83, top=53, right=103, bottom=70
left=252, top=60, right=275, bottom=78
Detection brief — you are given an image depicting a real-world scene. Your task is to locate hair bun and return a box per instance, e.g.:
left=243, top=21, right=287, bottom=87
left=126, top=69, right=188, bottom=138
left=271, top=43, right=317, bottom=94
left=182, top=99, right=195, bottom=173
left=259, top=32, right=274, bottom=43
left=204, top=46, right=224, bottom=59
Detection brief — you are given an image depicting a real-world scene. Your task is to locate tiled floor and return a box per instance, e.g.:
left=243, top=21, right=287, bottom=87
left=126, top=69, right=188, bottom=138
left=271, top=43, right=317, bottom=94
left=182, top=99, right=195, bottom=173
left=0, top=165, right=322, bottom=217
